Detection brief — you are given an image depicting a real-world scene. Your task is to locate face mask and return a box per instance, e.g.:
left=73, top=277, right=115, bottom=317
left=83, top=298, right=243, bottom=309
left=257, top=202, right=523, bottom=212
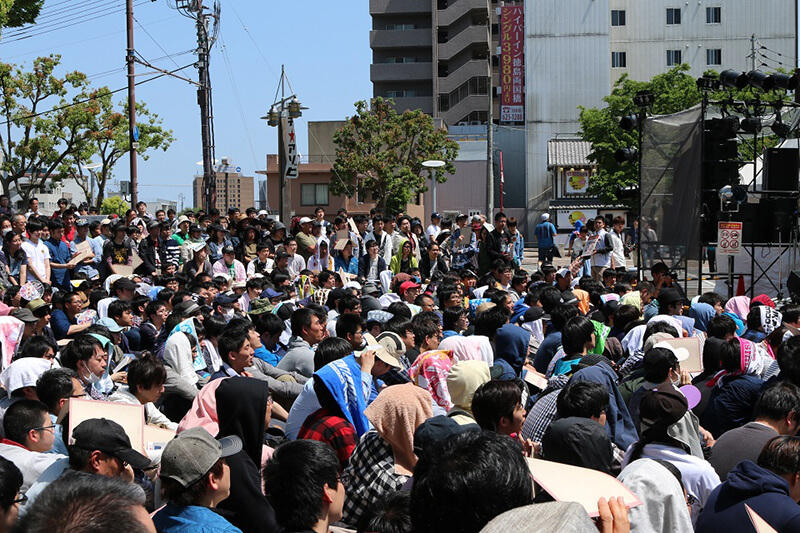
left=1, top=228, right=11, bottom=236
left=81, top=365, right=101, bottom=384
left=670, top=370, right=680, bottom=387
left=223, top=308, right=235, bottom=322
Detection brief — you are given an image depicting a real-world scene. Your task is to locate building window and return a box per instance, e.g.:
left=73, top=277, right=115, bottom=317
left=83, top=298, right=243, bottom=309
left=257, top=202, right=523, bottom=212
left=386, top=90, right=417, bottom=98
left=666, top=49, right=682, bottom=66
left=385, top=57, right=417, bottom=64
left=666, top=8, right=681, bottom=25
left=706, top=48, right=722, bottom=66
left=611, top=10, right=626, bottom=26
left=706, top=6, right=721, bottom=24
left=301, top=184, right=329, bottom=206
left=611, top=51, right=627, bottom=68
left=385, top=23, right=415, bottom=30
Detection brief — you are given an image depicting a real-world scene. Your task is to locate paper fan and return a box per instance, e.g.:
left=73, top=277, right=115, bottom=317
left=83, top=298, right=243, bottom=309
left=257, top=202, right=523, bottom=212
left=75, top=310, right=97, bottom=325
left=19, top=280, right=44, bottom=301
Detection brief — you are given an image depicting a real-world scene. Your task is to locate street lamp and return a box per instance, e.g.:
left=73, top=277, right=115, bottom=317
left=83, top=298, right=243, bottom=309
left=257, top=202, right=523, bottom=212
left=81, top=162, right=102, bottom=207
left=422, top=159, right=445, bottom=214
left=261, top=66, right=306, bottom=223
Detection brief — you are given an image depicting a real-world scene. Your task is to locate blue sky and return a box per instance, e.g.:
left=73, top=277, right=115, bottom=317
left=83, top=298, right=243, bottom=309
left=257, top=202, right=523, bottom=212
left=0, top=0, right=372, bottom=208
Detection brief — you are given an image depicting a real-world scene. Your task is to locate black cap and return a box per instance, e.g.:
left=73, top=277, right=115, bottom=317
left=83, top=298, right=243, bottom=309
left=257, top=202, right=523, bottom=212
left=639, top=388, right=688, bottom=430
left=189, top=224, right=202, bottom=233
left=112, top=278, right=137, bottom=291
left=657, top=288, right=682, bottom=308
left=213, top=293, right=236, bottom=306
left=413, top=415, right=479, bottom=456
left=221, top=245, right=235, bottom=255
left=72, top=418, right=151, bottom=469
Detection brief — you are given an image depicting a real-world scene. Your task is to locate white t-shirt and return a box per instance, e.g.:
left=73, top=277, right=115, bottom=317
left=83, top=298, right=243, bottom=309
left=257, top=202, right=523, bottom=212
left=426, top=224, right=441, bottom=241
left=609, top=230, right=626, bottom=269
left=21, top=239, right=49, bottom=279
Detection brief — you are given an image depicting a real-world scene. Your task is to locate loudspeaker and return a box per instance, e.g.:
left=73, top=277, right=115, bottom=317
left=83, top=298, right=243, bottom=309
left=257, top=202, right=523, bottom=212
left=764, top=147, right=799, bottom=192
left=788, top=270, right=800, bottom=300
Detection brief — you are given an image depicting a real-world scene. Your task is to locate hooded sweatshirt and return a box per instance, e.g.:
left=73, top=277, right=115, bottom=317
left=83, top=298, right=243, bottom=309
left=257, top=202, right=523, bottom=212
left=618, top=458, right=694, bottom=533
left=215, top=378, right=280, bottom=533
left=696, top=460, right=800, bottom=532
left=446, top=360, right=491, bottom=426
left=541, top=417, right=614, bottom=474
left=494, top=324, right=531, bottom=377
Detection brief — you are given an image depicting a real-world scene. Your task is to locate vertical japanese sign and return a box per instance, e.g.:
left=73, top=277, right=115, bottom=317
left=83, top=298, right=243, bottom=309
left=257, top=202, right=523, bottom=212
left=500, top=5, right=524, bottom=123
left=282, top=117, right=299, bottom=179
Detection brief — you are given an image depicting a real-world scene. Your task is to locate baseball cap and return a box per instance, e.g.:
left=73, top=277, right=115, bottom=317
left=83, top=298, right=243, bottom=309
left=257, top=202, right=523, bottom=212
left=173, top=300, right=201, bottom=317
left=72, top=418, right=151, bottom=469
left=541, top=213, right=550, bottom=220
left=97, top=317, right=124, bottom=333
left=652, top=340, right=690, bottom=362
left=657, top=288, right=683, bottom=308
left=147, top=220, right=160, bottom=231
left=159, top=427, right=242, bottom=487
left=561, top=291, right=578, bottom=305
left=471, top=214, right=482, bottom=224
left=431, top=212, right=441, bottom=219
left=75, top=218, right=90, bottom=227
left=456, top=213, right=468, bottom=221
left=100, top=218, right=112, bottom=226
left=258, top=210, right=268, bottom=216
left=213, top=293, right=236, bottom=307
left=399, top=281, right=421, bottom=295
left=639, top=388, right=688, bottom=431
left=275, top=251, right=290, bottom=260
left=260, top=288, right=285, bottom=300
left=112, top=277, right=137, bottom=291
left=299, top=216, right=313, bottom=225
left=221, top=245, right=236, bottom=255
left=189, top=224, right=202, bottom=233
left=555, top=267, right=571, bottom=278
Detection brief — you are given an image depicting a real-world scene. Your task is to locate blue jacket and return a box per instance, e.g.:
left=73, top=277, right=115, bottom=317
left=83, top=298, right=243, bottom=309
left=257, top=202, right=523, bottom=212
left=533, top=330, right=562, bottom=374
left=696, top=460, right=800, bottom=533
left=701, top=374, right=763, bottom=438
left=153, top=504, right=242, bottom=533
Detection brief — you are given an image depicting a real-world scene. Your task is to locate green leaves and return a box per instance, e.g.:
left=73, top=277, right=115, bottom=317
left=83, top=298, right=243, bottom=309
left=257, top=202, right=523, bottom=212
left=331, top=97, right=459, bottom=214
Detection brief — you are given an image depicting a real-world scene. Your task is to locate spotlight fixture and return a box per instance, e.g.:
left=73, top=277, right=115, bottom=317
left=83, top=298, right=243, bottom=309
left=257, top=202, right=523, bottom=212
left=773, top=73, right=798, bottom=91
left=719, top=184, right=747, bottom=212
left=747, top=70, right=775, bottom=91
left=772, top=112, right=793, bottom=138
left=740, top=117, right=762, bottom=134
left=619, top=114, right=639, bottom=131
left=720, top=69, right=748, bottom=89
left=633, top=91, right=655, bottom=107
left=614, top=147, right=638, bottom=163
left=696, top=77, right=722, bottom=91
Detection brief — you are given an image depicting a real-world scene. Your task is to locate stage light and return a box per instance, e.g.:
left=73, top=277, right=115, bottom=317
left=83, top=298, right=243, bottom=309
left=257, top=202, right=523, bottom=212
left=619, top=114, right=639, bottom=131
left=633, top=91, right=655, bottom=107
left=773, top=73, right=798, bottom=91
left=747, top=70, right=775, bottom=91
left=614, top=147, right=638, bottom=163
left=740, top=117, right=762, bottom=134
left=696, top=77, right=722, bottom=91
left=772, top=120, right=793, bottom=138
left=720, top=69, right=748, bottom=89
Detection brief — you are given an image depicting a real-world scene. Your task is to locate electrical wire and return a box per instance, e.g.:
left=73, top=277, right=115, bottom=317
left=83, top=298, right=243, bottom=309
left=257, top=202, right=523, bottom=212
left=0, top=1, right=151, bottom=45
left=3, top=0, right=112, bottom=30
left=0, top=62, right=195, bottom=127
left=3, top=1, right=127, bottom=39
left=133, top=14, right=181, bottom=68
left=224, top=1, right=279, bottom=82
left=218, top=36, right=259, bottom=170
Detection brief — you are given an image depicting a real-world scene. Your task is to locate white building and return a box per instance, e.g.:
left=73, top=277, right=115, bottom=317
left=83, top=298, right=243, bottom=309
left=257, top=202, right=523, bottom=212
left=524, top=0, right=797, bottom=234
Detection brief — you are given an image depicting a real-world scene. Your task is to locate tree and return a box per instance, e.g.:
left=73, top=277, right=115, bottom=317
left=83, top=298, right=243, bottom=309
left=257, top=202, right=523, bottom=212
left=578, top=64, right=703, bottom=205
left=60, top=89, right=174, bottom=207
left=0, top=55, right=98, bottom=205
left=331, top=97, right=459, bottom=214
left=100, top=196, right=129, bottom=217
left=0, top=0, right=42, bottom=29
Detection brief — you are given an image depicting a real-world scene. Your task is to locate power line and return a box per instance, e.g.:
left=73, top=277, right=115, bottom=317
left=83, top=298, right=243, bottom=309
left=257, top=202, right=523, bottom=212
left=1, top=1, right=151, bottom=45
left=5, top=0, right=112, bottom=28
left=133, top=14, right=181, bottom=68
left=218, top=36, right=259, bottom=170
left=225, top=2, right=279, bottom=82
left=0, top=62, right=194, bottom=127
left=3, top=1, right=126, bottom=39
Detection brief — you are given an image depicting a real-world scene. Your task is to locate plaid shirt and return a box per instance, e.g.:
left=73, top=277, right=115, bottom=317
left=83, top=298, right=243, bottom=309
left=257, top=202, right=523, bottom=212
left=341, top=430, right=409, bottom=527
left=297, top=408, right=357, bottom=470
left=520, top=374, right=569, bottom=443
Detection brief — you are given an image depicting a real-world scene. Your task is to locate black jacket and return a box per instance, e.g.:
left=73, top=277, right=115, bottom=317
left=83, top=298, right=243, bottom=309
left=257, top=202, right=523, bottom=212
left=357, top=255, right=387, bottom=279
left=419, top=254, right=449, bottom=282
left=215, top=378, right=281, bottom=533
left=136, top=237, right=161, bottom=276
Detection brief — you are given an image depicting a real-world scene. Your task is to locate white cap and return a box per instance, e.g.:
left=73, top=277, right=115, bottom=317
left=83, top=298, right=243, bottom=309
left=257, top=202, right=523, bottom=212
left=653, top=341, right=690, bottom=362
left=258, top=210, right=268, bottom=216
left=299, top=216, right=313, bottom=224
left=555, top=267, right=571, bottom=278
left=541, top=213, right=550, bottom=220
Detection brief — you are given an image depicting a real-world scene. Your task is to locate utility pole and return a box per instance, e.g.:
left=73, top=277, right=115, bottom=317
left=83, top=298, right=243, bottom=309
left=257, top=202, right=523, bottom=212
left=125, top=0, right=138, bottom=206
left=750, top=34, right=756, bottom=72
left=196, top=1, right=216, bottom=212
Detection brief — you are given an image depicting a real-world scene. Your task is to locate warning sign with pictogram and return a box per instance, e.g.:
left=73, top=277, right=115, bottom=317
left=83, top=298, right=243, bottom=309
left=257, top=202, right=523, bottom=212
left=717, top=221, right=743, bottom=256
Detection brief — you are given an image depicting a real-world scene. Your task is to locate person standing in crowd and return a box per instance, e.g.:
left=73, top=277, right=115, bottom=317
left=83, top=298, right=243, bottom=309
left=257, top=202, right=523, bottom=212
left=534, top=213, right=556, bottom=265
left=426, top=212, right=442, bottom=242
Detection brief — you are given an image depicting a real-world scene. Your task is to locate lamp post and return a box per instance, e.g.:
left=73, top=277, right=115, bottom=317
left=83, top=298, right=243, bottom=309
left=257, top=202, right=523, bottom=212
left=262, top=66, right=306, bottom=223
left=422, top=159, right=445, bottom=215
left=81, top=162, right=102, bottom=207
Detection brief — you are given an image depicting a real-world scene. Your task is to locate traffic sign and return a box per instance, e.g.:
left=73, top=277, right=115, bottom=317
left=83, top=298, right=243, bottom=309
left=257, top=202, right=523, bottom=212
left=132, top=125, right=139, bottom=142
left=717, top=221, right=743, bottom=256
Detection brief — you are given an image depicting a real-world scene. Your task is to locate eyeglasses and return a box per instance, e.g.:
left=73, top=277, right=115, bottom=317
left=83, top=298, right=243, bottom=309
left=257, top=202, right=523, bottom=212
left=13, top=493, right=27, bottom=505
left=32, top=424, right=56, bottom=432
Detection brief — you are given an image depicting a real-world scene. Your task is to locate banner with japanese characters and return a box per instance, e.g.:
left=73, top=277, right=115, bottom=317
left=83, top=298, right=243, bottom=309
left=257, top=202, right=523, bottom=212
left=500, top=5, right=524, bottom=123
left=282, top=117, right=299, bottom=179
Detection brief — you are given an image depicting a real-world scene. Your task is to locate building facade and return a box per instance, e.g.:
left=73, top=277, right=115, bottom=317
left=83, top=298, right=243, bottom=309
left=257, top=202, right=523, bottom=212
left=369, top=0, right=501, bottom=127
left=193, top=159, right=255, bottom=211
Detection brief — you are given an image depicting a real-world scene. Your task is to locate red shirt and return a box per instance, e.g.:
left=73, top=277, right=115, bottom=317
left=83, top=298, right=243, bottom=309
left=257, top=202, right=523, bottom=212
left=297, top=408, right=357, bottom=470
